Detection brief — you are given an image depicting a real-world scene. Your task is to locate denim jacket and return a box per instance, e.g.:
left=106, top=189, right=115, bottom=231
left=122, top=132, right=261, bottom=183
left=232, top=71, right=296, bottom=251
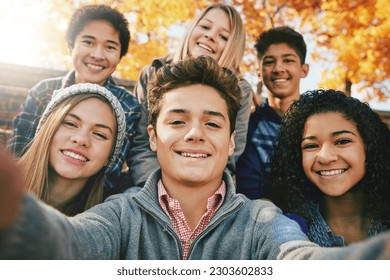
left=305, top=202, right=388, bottom=247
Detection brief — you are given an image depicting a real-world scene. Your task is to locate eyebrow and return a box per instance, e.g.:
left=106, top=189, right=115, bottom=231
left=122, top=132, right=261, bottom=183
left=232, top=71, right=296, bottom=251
left=67, top=113, right=114, bottom=134
left=167, top=109, right=226, bottom=120
left=80, top=35, right=120, bottom=46
left=263, top=53, right=298, bottom=60
left=302, top=130, right=357, bottom=141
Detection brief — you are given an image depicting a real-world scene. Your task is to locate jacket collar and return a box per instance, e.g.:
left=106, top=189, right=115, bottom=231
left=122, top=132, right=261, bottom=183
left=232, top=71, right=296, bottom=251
left=132, top=169, right=244, bottom=222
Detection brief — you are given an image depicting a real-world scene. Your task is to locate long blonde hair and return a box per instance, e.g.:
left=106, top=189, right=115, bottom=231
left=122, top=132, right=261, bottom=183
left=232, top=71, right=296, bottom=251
left=173, top=3, right=246, bottom=76
left=18, top=94, right=116, bottom=215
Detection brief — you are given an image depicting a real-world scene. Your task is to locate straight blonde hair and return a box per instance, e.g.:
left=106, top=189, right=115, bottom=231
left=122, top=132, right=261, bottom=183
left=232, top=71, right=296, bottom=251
left=18, top=94, right=116, bottom=216
left=173, top=3, right=246, bottom=76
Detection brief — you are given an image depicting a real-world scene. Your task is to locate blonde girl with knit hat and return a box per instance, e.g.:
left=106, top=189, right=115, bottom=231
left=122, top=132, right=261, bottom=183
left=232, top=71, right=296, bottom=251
left=18, top=83, right=126, bottom=216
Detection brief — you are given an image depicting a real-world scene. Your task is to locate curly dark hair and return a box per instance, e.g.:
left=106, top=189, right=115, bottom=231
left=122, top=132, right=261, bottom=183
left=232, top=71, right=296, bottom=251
left=269, top=89, right=390, bottom=226
left=66, top=5, right=130, bottom=57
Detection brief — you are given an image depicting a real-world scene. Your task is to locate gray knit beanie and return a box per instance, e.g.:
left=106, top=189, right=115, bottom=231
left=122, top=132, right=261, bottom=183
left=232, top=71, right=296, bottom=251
left=36, top=83, right=126, bottom=169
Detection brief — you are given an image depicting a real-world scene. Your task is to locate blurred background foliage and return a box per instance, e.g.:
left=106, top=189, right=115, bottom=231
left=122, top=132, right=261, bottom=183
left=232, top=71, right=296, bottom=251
left=0, top=0, right=388, bottom=102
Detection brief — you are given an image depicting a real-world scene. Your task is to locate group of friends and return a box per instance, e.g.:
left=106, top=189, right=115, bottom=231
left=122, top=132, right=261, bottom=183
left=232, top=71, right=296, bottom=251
left=0, top=3, right=389, bottom=260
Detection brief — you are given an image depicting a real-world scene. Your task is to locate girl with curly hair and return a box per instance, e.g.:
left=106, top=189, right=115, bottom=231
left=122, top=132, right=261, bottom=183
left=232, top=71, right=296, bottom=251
left=269, top=89, right=390, bottom=247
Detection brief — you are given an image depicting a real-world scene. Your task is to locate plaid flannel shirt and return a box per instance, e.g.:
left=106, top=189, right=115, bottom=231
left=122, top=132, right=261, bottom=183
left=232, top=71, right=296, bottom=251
left=7, top=70, right=140, bottom=192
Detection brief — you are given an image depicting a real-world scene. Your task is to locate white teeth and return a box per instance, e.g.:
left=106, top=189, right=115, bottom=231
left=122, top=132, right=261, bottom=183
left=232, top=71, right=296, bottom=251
left=87, top=63, right=104, bottom=71
left=319, top=169, right=345, bottom=176
left=273, top=78, right=288, bottom=83
left=62, top=151, right=87, bottom=162
left=198, top=43, right=214, bottom=53
left=181, top=152, right=208, bottom=158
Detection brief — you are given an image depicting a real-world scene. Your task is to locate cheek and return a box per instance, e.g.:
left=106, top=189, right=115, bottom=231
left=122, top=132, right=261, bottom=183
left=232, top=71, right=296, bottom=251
left=301, top=153, right=313, bottom=176
left=71, top=45, right=88, bottom=59
left=51, top=129, right=64, bottom=147
left=108, top=54, right=121, bottom=66
left=101, top=141, right=114, bottom=159
left=355, top=152, right=366, bottom=177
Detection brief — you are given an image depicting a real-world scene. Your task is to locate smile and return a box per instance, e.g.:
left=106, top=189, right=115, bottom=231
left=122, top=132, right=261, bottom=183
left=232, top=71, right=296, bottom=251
left=197, top=43, right=215, bottom=54
left=86, top=63, right=105, bottom=71
left=317, top=169, right=347, bottom=176
left=272, top=78, right=288, bottom=83
left=62, top=150, right=88, bottom=162
left=179, top=152, right=209, bottom=158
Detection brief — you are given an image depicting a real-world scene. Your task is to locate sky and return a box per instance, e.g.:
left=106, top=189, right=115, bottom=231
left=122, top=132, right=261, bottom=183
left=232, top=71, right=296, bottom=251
left=0, top=0, right=389, bottom=112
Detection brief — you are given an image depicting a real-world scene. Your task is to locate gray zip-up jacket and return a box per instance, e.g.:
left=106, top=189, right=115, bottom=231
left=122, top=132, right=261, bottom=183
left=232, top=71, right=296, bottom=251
left=0, top=170, right=388, bottom=260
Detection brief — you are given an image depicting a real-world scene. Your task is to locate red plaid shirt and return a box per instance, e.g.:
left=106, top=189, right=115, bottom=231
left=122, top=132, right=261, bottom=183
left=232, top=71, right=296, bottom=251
left=158, top=180, right=226, bottom=260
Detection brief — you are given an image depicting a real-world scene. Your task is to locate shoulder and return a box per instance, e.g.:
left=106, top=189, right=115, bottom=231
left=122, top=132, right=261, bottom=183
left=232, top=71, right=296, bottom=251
left=31, top=76, right=64, bottom=92
left=141, top=56, right=170, bottom=76
left=99, top=187, right=143, bottom=211
left=246, top=199, right=284, bottom=221
left=104, top=83, right=140, bottom=110
left=238, top=78, right=254, bottom=96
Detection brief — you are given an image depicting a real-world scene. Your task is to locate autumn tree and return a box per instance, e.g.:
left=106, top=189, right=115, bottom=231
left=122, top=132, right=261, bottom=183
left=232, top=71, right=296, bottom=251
left=307, top=0, right=389, bottom=101
left=12, top=0, right=388, bottom=102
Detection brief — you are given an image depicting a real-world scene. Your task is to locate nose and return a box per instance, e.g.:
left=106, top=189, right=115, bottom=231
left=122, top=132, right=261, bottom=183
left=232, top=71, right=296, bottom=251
left=184, top=123, right=205, bottom=143
left=272, top=60, right=285, bottom=73
left=204, top=28, right=217, bottom=41
left=90, top=45, right=105, bottom=60
left=70, top=131, right=91, bottom=147
left=317, top=144, right=338, bottom=164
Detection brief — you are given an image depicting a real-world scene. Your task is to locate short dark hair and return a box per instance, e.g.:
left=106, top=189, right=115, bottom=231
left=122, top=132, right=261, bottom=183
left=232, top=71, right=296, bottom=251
left=66, top=5, right=130, bottom=58
left=269, top=89, right=390, bottom=225
left=255, top=26, right=307, bottom=64
left=148, top=56, right=241, bottom=134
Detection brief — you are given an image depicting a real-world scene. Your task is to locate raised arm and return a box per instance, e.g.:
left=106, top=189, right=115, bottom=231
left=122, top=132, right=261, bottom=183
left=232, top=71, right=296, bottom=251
left=0, top=144, right=24, bottom=229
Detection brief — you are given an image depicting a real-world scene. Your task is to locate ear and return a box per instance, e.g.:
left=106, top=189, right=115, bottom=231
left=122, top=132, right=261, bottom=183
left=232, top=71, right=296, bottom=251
left=147, top=124, right=157, bottom=152
left=68, top=44, right=73, bottom=55
left=256, top=62, right=262, bottom=82
left=301, top=63, right=309, bottom=78
left=228, top=131, right=236, bottom=156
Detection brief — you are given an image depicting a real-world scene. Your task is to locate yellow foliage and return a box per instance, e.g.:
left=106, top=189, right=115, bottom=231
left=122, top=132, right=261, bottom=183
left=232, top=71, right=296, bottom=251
left=13, top=0, right=389, bottom=101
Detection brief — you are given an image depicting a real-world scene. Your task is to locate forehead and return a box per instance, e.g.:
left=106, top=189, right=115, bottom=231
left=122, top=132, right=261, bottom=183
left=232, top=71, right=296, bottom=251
left=159, top=84, right=228, bottom=116
left=200, top=8, right=230, bottom=30
left=304, top=112, right=358, bottom=134
left=262, top=43, right=299, bottom=58
left=77, top=19, right=119, bottom=38
left=69, top=98, right=115, bottom=119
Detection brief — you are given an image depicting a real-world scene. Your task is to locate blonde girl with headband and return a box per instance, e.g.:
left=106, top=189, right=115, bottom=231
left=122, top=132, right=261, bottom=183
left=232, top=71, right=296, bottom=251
left=18, top=83, right=126, bottom=216
left=129, top=3, right=253, bottom=187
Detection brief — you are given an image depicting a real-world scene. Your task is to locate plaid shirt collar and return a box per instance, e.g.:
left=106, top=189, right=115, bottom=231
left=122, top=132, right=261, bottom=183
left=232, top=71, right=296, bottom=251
left=62, top=70, right=116, bottom=89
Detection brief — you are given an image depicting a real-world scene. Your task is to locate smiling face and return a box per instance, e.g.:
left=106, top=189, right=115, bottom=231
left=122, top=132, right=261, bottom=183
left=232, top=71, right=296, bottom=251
left=148, top=84, right=235, bottom=189
left=301, top=112, right=366, bottom=197
left=71, top=20, right=121, bottom=86
left=259, top=43, right=308, bottom=100
left=49, top=98, right=116, bottom=185
left=188, top=8, right=231, bottom=62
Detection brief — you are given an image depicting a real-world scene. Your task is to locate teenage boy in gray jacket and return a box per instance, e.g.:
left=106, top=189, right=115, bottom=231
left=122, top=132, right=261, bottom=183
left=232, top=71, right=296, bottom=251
left=0, top=56, right=389, bottom=260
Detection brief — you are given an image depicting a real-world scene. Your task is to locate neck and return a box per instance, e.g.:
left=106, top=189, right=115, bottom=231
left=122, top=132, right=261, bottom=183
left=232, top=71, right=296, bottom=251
left=267, top=92, right=299, bottom=116
left=322, top=191, right=371, bottom=244
left=47, top=173, right=87, bottom=209
left=161, top=175, right=223, bottom=230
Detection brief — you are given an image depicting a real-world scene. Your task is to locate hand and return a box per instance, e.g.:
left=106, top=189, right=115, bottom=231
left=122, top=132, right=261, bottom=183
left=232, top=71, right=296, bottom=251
left=0, top=143, right=24, bottom=229
left=383, top=233, right=390, bottom=259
